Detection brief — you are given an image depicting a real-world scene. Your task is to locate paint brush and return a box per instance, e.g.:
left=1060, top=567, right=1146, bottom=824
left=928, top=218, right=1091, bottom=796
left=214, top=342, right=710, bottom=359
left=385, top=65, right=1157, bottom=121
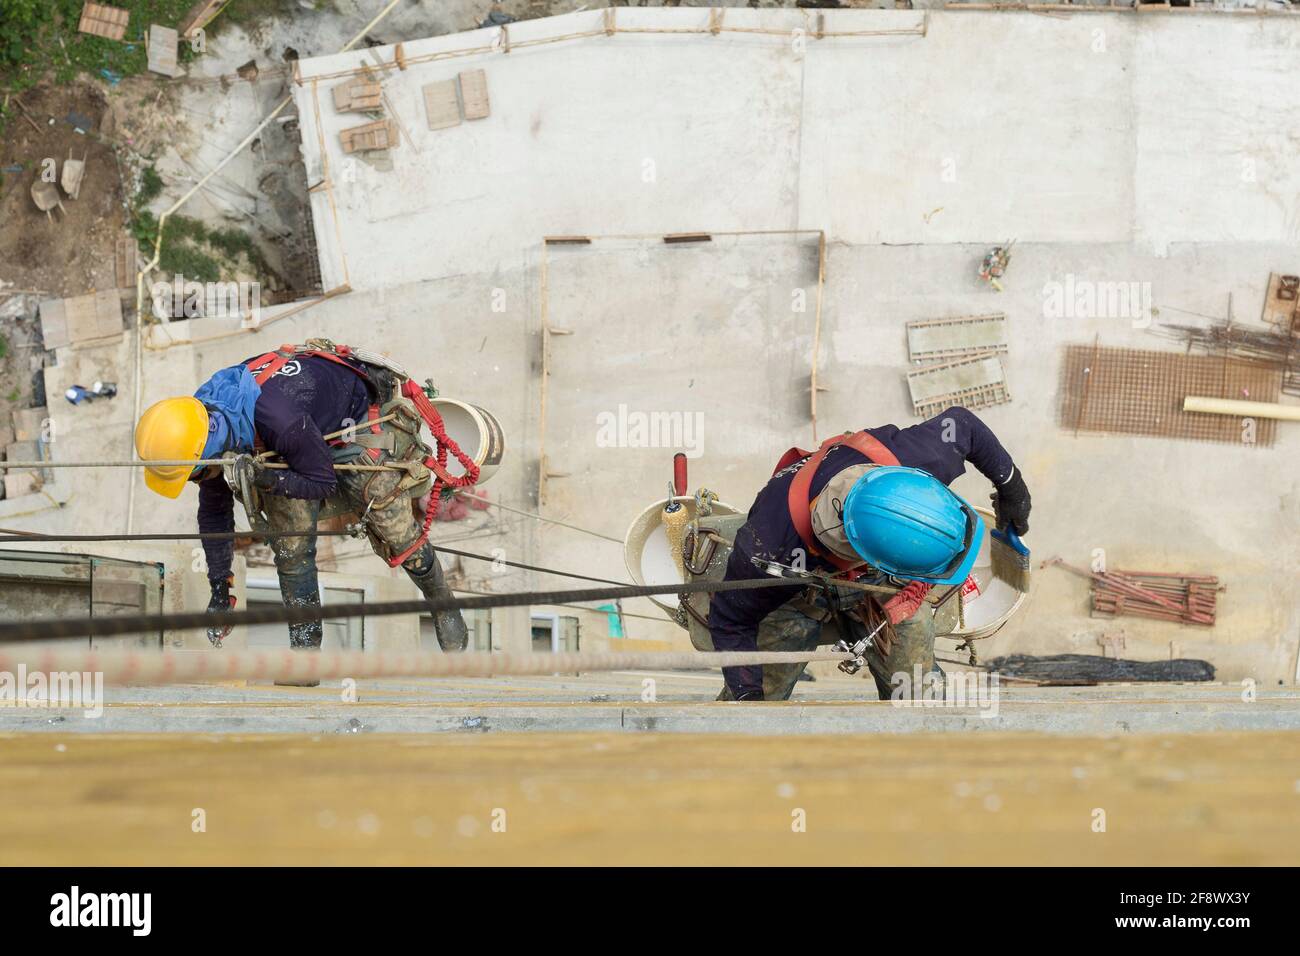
left=990, top=526, right=1031, bottom=592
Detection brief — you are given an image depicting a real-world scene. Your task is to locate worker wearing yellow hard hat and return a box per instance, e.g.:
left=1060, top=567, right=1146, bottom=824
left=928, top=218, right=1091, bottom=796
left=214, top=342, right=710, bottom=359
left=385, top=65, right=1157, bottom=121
left=134, top=396, right=211, bottom=498
left=135, top=341, right=475, bottom=665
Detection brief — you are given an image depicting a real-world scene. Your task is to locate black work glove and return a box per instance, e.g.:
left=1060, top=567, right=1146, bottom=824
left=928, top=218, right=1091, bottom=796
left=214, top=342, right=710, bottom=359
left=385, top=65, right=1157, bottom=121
left=991, top=466, right=1031, bottom=536
left=206, top=576, right=236, bottom=647
left=251, top=461, right=280, bottom=492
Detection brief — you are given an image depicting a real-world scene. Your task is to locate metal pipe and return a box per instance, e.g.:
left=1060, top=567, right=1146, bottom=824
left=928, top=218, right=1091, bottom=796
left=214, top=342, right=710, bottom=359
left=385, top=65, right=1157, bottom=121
left=1182, top=396, right=1300, bottom=422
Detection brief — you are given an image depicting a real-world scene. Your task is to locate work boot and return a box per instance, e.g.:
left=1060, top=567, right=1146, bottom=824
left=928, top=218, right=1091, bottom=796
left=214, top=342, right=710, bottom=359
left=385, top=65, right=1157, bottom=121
left=405, top=549, right=468, bottom=652
left=276, top=593, right=323, bottom=687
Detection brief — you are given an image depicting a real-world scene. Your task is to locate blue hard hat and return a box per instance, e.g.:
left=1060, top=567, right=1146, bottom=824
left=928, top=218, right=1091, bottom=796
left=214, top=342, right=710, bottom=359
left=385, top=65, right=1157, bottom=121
left=841, top=466, right=984, bottom=585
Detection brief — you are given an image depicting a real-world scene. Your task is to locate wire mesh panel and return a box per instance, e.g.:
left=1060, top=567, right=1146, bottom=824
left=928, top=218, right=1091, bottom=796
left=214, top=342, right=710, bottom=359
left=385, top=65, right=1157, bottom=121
left=1058, top=344, right=1281, bottom=446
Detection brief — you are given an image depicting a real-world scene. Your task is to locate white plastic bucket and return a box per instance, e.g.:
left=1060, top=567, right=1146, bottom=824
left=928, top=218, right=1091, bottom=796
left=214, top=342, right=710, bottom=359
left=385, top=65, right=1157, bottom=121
left=429, top=399, right=505, bottom=485
left=952, top=506, right=1028, bottom=639
left=623, top=495, right=740, bottom=614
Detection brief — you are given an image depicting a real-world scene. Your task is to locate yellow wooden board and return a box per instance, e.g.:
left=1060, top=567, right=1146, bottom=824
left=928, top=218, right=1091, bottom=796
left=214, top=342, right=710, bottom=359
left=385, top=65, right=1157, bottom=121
left=2, top=731, right=1297, bottom=865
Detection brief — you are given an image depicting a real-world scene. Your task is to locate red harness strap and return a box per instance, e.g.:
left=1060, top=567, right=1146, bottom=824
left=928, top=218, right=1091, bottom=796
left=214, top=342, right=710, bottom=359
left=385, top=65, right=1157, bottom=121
left=244, top=345, right=376, bottom=454
left=244, top=345, right=482, bottom=568
left=246, top=344, right=367, bottom=386
left=780, top=431, right=900, bottom=573
left=384, top=379, right=481, bottom=568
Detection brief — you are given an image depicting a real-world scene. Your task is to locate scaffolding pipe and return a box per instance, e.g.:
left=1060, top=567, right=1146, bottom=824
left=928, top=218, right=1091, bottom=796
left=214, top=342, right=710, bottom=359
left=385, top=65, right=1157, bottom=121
left=1182, top=396, right=1300, bottom=422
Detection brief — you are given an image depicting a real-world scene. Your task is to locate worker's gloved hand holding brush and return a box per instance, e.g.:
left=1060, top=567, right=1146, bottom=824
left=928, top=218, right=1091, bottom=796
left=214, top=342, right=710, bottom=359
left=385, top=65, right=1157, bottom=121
left=992, top=466, right=1031, bottom=536
left=206, top=576, right=237, bottom=648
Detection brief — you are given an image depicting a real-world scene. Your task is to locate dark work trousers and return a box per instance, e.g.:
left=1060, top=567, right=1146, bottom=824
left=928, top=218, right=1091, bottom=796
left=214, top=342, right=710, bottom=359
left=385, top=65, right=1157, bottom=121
left=715, top=586, right=940, bottom=701
left=260, top=446, right=468, bottom=651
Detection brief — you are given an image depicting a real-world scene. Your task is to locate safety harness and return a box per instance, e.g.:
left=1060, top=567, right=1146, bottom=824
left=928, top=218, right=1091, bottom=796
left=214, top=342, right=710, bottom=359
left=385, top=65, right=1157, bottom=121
left=775, top=431, right=900, bottom=574
left=244, top=343, right=480, bottom=568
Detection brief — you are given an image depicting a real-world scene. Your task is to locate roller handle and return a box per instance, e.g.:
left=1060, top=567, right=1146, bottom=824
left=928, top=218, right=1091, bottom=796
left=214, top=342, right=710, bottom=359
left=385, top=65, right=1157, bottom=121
left=672, top=452, right=688, bottom=496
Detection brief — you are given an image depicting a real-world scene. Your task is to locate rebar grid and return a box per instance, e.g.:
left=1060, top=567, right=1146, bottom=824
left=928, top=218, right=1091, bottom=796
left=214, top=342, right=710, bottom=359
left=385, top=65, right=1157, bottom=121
left=1059, top=345, right=1281, bottom=446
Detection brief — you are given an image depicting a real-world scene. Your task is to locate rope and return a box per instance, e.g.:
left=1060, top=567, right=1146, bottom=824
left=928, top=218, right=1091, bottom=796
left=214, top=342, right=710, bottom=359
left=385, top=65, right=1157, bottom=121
left=455, top=491, right=624, bottom=544
left=0, top=579, right=801, bottom=644
left=382, top=379, right=481, bottom=568
left=0, top=646, right=852, bottom=687
left=0, top=529, right=634, bottom=586
left=431, top=544, right=631, bottom=587
left=0, top=466, right=626, bottom=545
left=0, top=458, right=417, bottom=472
left=0, top=527, right=355, bottom=543
left=0, top=459, right=240, bottom=469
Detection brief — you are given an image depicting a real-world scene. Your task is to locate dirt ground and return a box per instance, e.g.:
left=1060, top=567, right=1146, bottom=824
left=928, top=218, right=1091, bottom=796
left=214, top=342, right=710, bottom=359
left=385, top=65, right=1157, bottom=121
left=0, top=81, right=132, bottom=446
left=2, top=730, right=1297, bottom=865
left=0, top=83, right=128, bottom=301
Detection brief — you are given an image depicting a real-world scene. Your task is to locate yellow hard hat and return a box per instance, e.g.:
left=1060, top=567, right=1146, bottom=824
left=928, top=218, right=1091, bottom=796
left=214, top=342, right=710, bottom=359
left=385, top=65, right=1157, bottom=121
left=135, top=397, right=210, bottom=499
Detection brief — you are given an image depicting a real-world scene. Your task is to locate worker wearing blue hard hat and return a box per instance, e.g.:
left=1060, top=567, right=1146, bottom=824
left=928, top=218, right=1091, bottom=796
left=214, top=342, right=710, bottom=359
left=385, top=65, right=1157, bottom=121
left=708, top=406, right=1030, bottom=701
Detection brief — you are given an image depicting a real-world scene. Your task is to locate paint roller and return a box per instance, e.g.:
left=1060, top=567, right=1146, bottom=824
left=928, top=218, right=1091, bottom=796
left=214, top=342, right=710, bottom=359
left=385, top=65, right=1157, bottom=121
left=661, top=453, right=691, bottom=577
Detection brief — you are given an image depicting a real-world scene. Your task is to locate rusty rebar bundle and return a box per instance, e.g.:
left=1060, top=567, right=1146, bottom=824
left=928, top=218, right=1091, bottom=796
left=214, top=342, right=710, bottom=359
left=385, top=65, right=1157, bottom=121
left=1157, top=321, right=1300, bottom=396
left=1044, top=558, right=1221, bottom=627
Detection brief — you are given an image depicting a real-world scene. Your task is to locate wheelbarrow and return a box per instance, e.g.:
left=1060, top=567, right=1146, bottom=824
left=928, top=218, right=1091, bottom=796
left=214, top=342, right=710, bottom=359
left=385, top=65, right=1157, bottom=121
left=61, top=149, right=86, bottom=200
left=31, top=179, right=66, bottom=224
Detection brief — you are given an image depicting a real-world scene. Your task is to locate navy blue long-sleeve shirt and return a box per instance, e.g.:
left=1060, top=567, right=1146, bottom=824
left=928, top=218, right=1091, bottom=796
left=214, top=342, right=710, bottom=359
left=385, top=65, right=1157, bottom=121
left=198, top=355, right=372, bottom=583
left=709, top=407, right=1016, bottom=698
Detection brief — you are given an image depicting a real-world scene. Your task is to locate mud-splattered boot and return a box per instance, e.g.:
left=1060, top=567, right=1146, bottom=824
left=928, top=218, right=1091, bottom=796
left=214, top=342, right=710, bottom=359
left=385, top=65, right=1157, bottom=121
left=275, top=587, right=324, bottom=687
left=404, top=545, right=468, bottom=652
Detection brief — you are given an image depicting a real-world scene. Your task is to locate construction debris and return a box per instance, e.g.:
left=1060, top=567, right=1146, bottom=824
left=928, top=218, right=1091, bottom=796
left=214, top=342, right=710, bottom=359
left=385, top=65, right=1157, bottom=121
left=1044, top=558, right=1221, bottom=627
left=333, top=76, right=383, bottom=113
left=77, top=2, right=130, bottom=41
left=459, top=70, right=490, bottom=120
left=5, top=406, right=50, bottom=499
left=178, top=0, right=228, bottom=39
left=986, top=653, right=1215, bottom=684
left=147, top=24, right=181, bottom=78
left=1261, top=272, right=1298, bottom=332
left=906, top=313, right=1007, bottom=363
left=340, top=118, right=400, bottom=154
left=30, top=180, right=66, bottom=223
left=1158, top=319, right=1300, bottom=397
left=421, top=71, right=491, bottom=131
left=61, top=150, right=86, bottom=200
left=978, top=242, right=1013, bottom=291
left=114, top=234, right=138, bottom=289
left=422, top=80, right=461, bottom=131
left=11, top=406, right=48, bottom=444
left=905, top=351, right=1010, bottom=418
left=38, top=291, right=124, bottom=350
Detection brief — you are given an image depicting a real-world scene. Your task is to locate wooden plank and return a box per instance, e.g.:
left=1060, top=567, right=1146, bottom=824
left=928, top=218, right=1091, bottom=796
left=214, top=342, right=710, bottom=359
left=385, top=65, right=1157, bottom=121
left=78, top=3, right=130, bottom=41
left=422, top=80, right=461, bottom=131
left=147, top=25, right=180, bottom=78
left=38, top=298, right=70, bottom=351
left=178, top=0, right=227, bottom=39
left=332, top=79, right=383, bottom=113
left=2, top=731, right=1298, bottom=865
left=459, top=69, right=490, bottom=120
left=39, top=291, right=122, bottom=348
left=340, top=119, right=398, bottom=154
left=115, top=235, right=137, bottom=289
